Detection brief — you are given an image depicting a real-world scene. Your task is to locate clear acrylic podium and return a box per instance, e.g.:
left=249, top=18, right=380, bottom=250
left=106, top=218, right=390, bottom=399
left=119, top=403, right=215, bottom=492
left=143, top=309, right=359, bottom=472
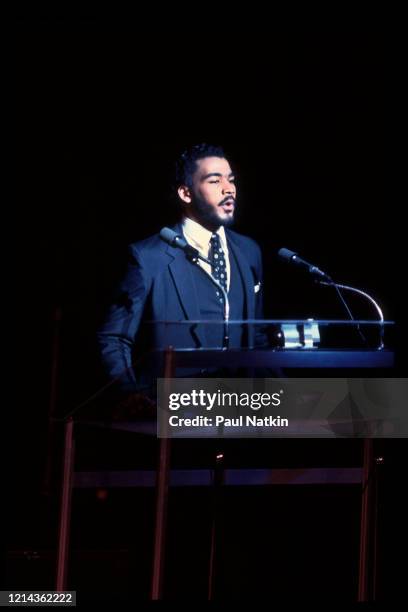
left=56, top=320, right=396, bottom=600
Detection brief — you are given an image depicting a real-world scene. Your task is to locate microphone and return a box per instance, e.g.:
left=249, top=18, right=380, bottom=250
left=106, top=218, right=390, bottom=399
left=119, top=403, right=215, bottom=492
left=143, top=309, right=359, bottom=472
left=160, top=227, right=191, bottom=250
left=278, top=247, right=386, bottom=348
left=278, top=247, right=332, bottom=281
left=160, top=227, right=201, bottom=262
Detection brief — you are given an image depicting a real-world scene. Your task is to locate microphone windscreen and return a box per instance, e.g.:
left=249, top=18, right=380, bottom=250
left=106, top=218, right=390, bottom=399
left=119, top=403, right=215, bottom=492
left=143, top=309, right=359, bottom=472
left=278, top=247, right=297, bottom=262
left=159, top=227, right=177, bottom=245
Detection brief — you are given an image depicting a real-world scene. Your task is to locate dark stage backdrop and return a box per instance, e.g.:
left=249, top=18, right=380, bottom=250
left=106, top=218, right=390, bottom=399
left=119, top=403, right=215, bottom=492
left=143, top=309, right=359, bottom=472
left=15, top=26, right=405, bottom=600
left=17, top=28, right=402, bottom=409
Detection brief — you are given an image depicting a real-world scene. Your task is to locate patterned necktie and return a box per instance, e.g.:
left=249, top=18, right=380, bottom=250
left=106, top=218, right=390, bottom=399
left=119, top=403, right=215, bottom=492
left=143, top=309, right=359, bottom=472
left=209, top=233, right=227, bottom=293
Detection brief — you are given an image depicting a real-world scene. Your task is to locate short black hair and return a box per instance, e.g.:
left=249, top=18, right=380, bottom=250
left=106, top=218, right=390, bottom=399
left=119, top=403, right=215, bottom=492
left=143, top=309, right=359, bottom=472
left=175, top=143, right=226, bottom=190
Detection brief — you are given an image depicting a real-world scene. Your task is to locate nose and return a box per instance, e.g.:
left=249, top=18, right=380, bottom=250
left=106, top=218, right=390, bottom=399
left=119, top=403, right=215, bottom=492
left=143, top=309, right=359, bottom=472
left=222, top=178, right=235, bottom=195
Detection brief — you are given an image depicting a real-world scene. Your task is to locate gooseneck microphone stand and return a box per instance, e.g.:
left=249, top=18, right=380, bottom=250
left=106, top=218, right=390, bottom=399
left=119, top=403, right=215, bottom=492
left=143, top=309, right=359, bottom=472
left=319, top=281, right=385, bottom=349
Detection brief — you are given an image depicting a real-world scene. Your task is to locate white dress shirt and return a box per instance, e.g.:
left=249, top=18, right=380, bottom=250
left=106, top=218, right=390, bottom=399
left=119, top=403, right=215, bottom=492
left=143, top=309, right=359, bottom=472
left=181, top=217, right=231, bottom=291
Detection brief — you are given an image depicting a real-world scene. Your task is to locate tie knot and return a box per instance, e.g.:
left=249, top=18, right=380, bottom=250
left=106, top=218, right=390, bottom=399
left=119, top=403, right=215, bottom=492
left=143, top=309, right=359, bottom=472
left=210, top=233, right=220, bottom=246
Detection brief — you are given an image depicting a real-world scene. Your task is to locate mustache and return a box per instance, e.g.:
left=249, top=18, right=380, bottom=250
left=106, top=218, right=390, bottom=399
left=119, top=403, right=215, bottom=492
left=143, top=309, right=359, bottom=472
left=219, top=196, right=236, bottom=206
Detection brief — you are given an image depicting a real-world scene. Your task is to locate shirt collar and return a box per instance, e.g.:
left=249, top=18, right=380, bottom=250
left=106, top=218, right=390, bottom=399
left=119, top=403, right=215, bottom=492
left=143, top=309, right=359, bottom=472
left=182, top=217, right=228, bottom=255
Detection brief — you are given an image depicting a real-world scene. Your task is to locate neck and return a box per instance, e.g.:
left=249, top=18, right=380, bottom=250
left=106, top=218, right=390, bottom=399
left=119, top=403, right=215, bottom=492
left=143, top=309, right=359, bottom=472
left=184, top=213, right=221, bottom=233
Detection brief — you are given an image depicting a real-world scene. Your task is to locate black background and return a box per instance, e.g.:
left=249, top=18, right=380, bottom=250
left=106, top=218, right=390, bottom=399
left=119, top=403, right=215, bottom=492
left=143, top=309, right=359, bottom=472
left=14, top=24, right=406, bottom=601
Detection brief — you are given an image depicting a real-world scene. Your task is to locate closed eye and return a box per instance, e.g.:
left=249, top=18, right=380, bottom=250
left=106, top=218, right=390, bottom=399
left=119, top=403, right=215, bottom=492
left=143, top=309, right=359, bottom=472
left=208, top=178, right=235, bottom=185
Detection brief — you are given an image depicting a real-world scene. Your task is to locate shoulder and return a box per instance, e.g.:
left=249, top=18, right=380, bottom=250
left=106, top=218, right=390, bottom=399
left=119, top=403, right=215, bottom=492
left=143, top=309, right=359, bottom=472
left=226, top=229, right=262, bottom=258
left=121, top=232, right=170, bottom=280
left=128, top=232, right=167, bottom=258
left=128, top=224, right=182, bottom=257
left=126, top=225, right=184, bottom=275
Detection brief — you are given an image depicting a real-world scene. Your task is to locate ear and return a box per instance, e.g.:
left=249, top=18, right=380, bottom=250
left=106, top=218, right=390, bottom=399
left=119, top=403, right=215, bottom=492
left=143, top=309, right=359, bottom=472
left=177, top=185, right=192, bottom=204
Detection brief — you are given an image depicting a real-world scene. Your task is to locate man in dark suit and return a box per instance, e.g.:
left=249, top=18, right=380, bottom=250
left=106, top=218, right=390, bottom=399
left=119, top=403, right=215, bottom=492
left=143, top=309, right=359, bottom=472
left=97, top=144, right=265, bottom=394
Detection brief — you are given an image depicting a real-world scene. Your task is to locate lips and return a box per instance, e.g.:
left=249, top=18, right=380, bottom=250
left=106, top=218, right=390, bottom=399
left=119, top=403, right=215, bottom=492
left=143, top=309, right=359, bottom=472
left=220, top=199, right=235, bottom=210
left=221, top=204, right=234, bottom=213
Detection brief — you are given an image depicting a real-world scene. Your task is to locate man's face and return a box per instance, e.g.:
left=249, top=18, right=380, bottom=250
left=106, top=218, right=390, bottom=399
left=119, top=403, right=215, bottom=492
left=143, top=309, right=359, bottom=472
left=181, top=156, right=237, bottom=230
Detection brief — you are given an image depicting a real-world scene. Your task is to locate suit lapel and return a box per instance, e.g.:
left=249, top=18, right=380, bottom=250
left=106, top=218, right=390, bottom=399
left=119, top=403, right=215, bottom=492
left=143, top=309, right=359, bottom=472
left=166, top=224, right=207, bottom=347
left=165, top=225, right=256, bottom=348
left=227, top=232, right=256, bottom=347
left=227, top=232, right=255, bottom=320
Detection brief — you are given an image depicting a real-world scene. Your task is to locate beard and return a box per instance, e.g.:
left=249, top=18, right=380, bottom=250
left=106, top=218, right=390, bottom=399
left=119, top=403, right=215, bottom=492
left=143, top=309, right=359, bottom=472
left=192, top=196, right=235, bottom=230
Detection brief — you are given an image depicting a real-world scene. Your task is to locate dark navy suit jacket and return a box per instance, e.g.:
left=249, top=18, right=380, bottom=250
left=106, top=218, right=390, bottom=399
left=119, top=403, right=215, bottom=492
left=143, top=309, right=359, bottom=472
left=97, top=224, right=265, bottom=392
